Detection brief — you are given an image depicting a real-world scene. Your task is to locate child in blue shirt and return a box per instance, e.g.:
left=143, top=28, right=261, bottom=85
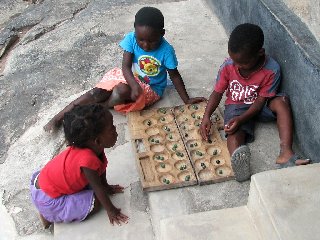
left=45, top=7, right=205, bottom=132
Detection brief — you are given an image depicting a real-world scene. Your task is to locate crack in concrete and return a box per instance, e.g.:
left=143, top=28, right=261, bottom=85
left=0, top=1, right=90, bottom=73
left=20, top=2, right=90, bottom=45
left=72, top=2, right=90, bottom=18
left=0, top=25, right=35, bottom=73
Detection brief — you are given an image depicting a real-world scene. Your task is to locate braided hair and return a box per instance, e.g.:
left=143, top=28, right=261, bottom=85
left=228, top=23, right=264, bottom=56
left=63, top=104, right=109, bottom=148
left=134, top=7, right=164, bottom=30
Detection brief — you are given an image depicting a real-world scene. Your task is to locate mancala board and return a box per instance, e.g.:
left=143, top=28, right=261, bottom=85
left=173, top=102, right=234, bottom=185
left=127, top=107, right=197, bottom=191
left=127, top=102, right=234, bottom=191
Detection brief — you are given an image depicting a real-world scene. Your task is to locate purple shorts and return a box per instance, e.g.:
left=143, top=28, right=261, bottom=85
left=30, top=171, right=95, bottom=223
left=224, top=94, right=286, bottom=143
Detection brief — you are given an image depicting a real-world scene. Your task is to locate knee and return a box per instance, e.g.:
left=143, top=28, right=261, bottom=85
left=270, top=95, right=290, bottom=108
left=89, top=88, right=110, bottom=102
left=227, top=130, right=245, bottom=142
left=114, top=83, right=131, bottom=99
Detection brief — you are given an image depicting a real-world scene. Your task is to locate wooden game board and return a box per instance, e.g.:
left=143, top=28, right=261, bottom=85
left=127, top=102, right=234, bottom=191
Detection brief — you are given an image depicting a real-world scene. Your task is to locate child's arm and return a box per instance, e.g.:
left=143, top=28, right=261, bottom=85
left=225, top=96, right=266, bottom=134
left=200, top=90, right=223, bottom=141
left=122, top=51, right=143, bottom=101
left=168, top=69, right=206, bottom=104
left=100, top=171, right=124, bottom=194
left=82, top=167, right=129, bottom=225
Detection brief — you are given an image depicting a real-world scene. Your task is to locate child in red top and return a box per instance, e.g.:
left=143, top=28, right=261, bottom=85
left=30, top=104, right=128, bottom=228
left=200, top=23, right=310, bottom=182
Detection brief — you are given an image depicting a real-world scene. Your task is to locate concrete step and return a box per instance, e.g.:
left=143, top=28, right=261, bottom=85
left=160, top=163, right=320, bottom=240
left=160, top=206, right=260, bottom=240
left=248, top=163, right=320, bottom=240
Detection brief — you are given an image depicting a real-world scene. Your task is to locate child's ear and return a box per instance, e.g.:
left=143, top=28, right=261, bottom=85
left=94, top=137, right=101, bottom=146
left=258, top=48, right=265, bottom=56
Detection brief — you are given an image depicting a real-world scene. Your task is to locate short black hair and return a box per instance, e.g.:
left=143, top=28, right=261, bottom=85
left=134, top=7, right=164, bottom=30
left=63, top=104, right=111, bottom=148
left=228, top=23, right=264, bottom=56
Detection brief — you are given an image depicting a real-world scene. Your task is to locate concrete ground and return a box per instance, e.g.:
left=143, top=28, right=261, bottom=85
left=0, top=0, right=287, bottom=239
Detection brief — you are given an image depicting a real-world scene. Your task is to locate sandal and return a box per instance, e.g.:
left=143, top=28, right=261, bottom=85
left=231, top=145, right=251, bottom=182
left=278, top=154, right=311, bottom=168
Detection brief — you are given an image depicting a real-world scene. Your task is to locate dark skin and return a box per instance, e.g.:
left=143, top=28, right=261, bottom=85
left=80, top=112, right=129, bottom=225
left=124, top=25, right=206, bottom=103
left=44, top=25, right=205, bottom=132
left=200, top=48, right=310, bottom=166
left=37, top=111, right=128, bottom=227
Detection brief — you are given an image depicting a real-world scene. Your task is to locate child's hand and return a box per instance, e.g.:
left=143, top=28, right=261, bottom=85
left=185, top=97, right=207, bottom=104
left=200, top=117, right=212, bottom=141
left=106, top=184, right=125, bottom=195
left=130, top=83, right=143, bottom=101
left=224, top=117, right=241, bottom=134
left=107, top=206, right=129, bottom=226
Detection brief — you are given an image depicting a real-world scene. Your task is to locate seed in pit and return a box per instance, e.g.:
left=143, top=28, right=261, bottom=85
left=200, top=162, right=206, bottom=169
left=196, top=151, right=203, bottom=156
left=192, top=104, right=198, bottom=110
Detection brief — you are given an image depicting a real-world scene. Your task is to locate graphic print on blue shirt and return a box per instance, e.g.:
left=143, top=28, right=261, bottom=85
left=120, top=32, right=178, bottom=96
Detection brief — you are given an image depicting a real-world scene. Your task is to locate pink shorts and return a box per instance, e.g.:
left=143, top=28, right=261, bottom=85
left=95, top=68, right=160, bottom=113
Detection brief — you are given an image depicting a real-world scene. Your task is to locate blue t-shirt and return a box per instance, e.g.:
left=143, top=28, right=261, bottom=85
left=119, top=31, right=178, bottom=96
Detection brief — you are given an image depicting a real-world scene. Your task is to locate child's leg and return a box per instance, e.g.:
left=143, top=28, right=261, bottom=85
left=268, top=96, right=310, bottom=165
left=106, top=83, right=132, bottom=107
left=39, top=213, right=52, bottom=229
left=227, top=129, right=246, bottom=155
left=44, top=87, right=112, bottom=132
left=86, top=195, right=102, bottom=219
left=44, top=84, right=134, bottom=132
left=227, top=129, right=251, bottom=182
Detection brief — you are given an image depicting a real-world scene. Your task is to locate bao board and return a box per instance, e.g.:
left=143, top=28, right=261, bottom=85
left=127, top=102, right=234, bottom=191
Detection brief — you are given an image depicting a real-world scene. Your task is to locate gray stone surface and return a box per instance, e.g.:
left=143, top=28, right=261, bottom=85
left=282, top=0, right=320, bottom=43
left=148, top=181, right=250, bottom=239
left=0, top=0, right=315, bottom=239
left=206, top=0, right=320, bottom=163
left=248, top=163, right=320, bottom=240
left=160, top=206, right=259, bottom=240
left=160, top=163, right=320, bottom=240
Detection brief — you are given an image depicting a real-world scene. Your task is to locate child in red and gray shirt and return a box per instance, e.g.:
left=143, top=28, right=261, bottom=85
left=200, top=23, right=310, bottom=181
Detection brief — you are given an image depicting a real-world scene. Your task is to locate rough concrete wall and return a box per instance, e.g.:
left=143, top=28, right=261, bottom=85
left=206, top=0, right=320, bottom=162
left=282, top=0, right=320, bottom=43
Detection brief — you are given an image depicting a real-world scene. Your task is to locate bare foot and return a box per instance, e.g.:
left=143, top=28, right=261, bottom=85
left=39, top=214, right=52, bottom=229
left=43, top=117, right=62, bottom=132
left=276, top=150, right=310, bottom=166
